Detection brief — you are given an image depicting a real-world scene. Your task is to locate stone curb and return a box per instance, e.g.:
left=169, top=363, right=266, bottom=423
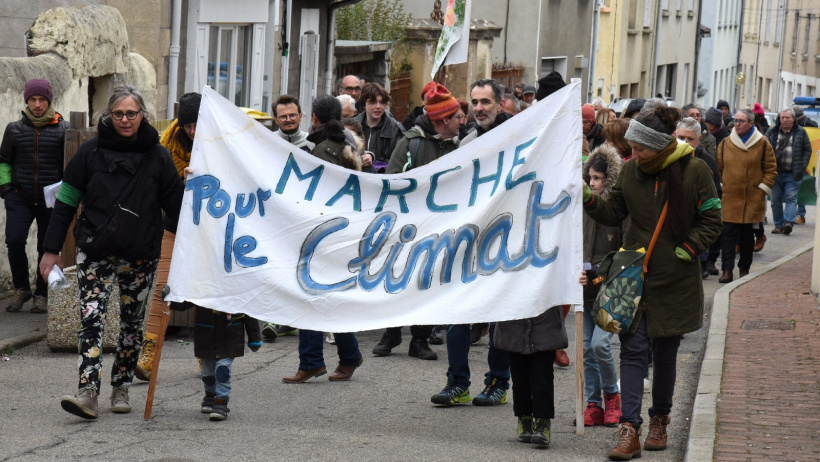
left=1, top=332, right=48, bottom=353
left=683, top=243, right=815, bottom=462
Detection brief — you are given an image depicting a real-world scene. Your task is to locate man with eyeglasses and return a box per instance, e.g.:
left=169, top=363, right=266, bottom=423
left=0, top=78, right=68, bottom=314
left=339, top=75, right=364, bottom=113
left=716, top=108, right=777, bottom=283
left=272, top=95, right=314, bottom=153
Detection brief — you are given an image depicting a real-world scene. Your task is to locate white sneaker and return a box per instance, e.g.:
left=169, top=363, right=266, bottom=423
left=325, top=333, right=335, bottom=344
left=644, top=378, right=651, bottom=393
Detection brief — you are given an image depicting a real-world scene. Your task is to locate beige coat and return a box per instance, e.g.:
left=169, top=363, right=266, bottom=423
left=716, top=128, right=777, bottom=224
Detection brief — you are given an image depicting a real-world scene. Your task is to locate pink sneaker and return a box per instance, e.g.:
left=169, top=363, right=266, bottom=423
left=604, top=392, right=622, bottom=427
left=584, top=402, right=604, bottom=426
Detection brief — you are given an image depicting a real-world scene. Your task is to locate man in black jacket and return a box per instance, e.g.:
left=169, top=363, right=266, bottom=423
left=0, top=79, right=68, bottom=313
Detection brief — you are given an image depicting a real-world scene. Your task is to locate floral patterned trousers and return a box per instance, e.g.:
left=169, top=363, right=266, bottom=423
left=75, top=251, right=158, bottom=391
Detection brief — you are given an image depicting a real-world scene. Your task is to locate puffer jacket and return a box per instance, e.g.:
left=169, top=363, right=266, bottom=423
left=0, top=112, right=69, bottom=203
left=192, top=308, right=262, bottom=360
left=494, top=306, right=568, bottom=355
left=584, top=141, right=723, bottom=337
left=765, top=124, right=812, bottom=181
left=43, top=121, right=184, bottom=260
left=582, top=145, right=624, bottom=306
left=385, top=114, right=459, bottom=173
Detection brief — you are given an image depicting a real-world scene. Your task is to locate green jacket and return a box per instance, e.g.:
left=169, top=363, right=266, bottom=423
left=385, top=116, right=459, bottom=173
left=583, top=144, right=723, bottom=337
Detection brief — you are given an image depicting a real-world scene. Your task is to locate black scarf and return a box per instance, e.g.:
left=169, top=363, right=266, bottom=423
left=97, top=120, right=160, bottom=173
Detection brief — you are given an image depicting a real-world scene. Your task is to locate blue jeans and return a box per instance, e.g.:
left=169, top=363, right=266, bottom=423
left=298, top=329, right=361, bottom=370
left=201, top=357, right=234, bottom=400
left=445, top=323, right=510, bottom=389
left=771, top=172, right=801, bottom=227
left=618, top=316, right=681, bottom=427
left=798, top=203, right=806, bottom=217
left=583, top=305, right=618, bottom=406
left=4, top=191, right=51, bottom=296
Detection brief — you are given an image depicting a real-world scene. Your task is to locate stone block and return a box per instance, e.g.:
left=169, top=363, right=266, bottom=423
left=28, top=5, right=129, bottom=79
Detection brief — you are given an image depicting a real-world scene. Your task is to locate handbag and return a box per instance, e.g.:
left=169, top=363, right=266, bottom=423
left=591, top=201, right=668, bottom=334
left=73, top=155, right=153, bottom=259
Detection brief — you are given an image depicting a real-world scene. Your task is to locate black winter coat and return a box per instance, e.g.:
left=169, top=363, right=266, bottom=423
left=43, top=122, right=183, bottom=260
left=0, top=113, right=68, bottom=203
left=192, top=308, right=262, bottom=360
left=354, top=112, right=405, bottom=164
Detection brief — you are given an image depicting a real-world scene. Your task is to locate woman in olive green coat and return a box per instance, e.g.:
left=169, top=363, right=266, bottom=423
left=582, top=102, right=722, bottom=460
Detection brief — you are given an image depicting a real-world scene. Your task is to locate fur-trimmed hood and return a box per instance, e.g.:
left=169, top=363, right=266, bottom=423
left=582, top=144, right=622, bottom=199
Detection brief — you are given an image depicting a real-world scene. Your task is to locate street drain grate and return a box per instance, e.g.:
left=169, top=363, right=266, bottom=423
left=741, top=320, right=795, bottom=330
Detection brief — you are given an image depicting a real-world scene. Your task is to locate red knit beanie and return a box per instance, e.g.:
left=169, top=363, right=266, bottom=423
left=752, top=103, right=764, bottom=116
left=24, top=79, right=53, bottom=105
left=582, top=104, right=596, bottom=124
left=421, top=81, right=438, bottom=101
left=424, top=83, right=460, bottom=121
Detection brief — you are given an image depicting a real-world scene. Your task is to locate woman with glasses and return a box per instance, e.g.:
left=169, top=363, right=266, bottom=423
left=39, top=85, right=183, bottom=420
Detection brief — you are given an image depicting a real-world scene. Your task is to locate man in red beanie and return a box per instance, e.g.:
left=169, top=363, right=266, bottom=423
left=374, top=82, right=465, bottom=361
left=0, top=78, right=68, bottom=313
left=583, top=103, right=605, bottom=152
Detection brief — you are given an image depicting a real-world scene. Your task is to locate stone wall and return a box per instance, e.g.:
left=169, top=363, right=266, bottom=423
left=0, top=5, right=158, bottom=294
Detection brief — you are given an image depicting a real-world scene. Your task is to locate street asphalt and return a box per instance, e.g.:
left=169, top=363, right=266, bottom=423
left=0, top=205, right=814, bottom=461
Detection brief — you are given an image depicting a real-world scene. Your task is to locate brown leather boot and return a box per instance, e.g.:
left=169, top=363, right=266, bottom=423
left=718, top=270, right=733, bottom=283
left=644, top=414, right=670, bottom=450
left=282, top=366, right=327, bottom=383
left=607, top=422, right=641, bottom=460
left=328, top=357, right=364, bottom=381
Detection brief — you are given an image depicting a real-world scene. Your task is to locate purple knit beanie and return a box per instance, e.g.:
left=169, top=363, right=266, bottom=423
left=24, top=79, right=53, bottom=105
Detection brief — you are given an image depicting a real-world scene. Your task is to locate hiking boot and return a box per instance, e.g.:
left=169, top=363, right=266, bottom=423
left=5, top=288, right=32, bottom=312
left=372, top=330, right=402, bottom=356
left=603, top=393, right=622, bottom=427
left=408, top=338, right=437, bottom=360
left=261, top=322, right=278, bottom=341
left=784, top=223, right=793, bottom=235
left=469, top=323, right=489, bottom=345
left=201, top=392, right=216, bottom=413
left=135, top=332, right=158, bottom=381
left=554, top=349, right=570, bottom=367
left=706, top=261, right=719, bottom=275
left=718, top=270, right=733, bottom=283
left=796, top=215, right=806, bottom=224
left=644, top=414, right=670, bottom=450
left=60, top=387, right=98, bottom=419
left=428, top=326, right=444, bottom=345
left=209, top=398, right=229, bottom=421
left=584, top=402, right=604, bottom=426
left=472, top=378, right=508, bottom=406
left=274, top=324, right=298, bottom=336
left=110, top=386, right=131, bottom=413
left=517, top=416, right=533, bottom=443
left=608, top=422, right=641, bottom=460
left=531, top=418, right=551, bottom=446
left=30, top=295, right=47, bottom=313
left=431, top=382, right=471, bottom=406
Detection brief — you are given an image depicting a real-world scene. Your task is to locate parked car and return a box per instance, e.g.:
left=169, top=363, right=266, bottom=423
left=609, top=98, right=633, bottom=117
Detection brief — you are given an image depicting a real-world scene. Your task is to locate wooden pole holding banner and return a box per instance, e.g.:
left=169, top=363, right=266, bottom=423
left=575, top=304, right=585, bottom=435
left=144, top=303, right=171, bottom=420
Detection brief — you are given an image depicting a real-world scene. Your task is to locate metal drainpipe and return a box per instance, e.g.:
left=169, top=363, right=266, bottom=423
left=588, top=0, right=601, bottom=103
left=651, top=0, right=662, bottom=97
left=166, top=0, right=182, bottom=118
left=691, top=0, right=703, bottom=105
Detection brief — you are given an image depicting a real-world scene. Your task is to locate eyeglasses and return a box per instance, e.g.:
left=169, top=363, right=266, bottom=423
left=277, top=114, right=300, bottom=121
left=734, top=119, right=750, bottom=124
left=454, top=114, right=466, bottom=121
left=344, top=86, right=362, bottom=92
left=111, top=111, right=141, bottom=120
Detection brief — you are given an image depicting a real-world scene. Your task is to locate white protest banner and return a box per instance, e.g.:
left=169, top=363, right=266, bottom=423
left=430, top=0, right=472, bottom=79
left=166, top=82, right=584, bottom=333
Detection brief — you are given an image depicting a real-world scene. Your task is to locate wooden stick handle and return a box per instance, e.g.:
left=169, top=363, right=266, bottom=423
left=144, top=304, right=171, bottom=420
left=575, top=306, right=585, bottom=435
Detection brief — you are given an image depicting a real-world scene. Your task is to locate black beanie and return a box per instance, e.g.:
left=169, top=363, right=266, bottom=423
left=177, top=92, right=202, bottom=127
left=535, top=71, right=566, bottom=101
left=716, top=100, right=730, bottom=110
left=622, top=98, right=647, bottom=119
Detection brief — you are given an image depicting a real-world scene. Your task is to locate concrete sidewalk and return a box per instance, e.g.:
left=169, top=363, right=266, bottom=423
left=686, top=245, right=819, bottom=461
left=0, top=292, right=48, bottom=353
